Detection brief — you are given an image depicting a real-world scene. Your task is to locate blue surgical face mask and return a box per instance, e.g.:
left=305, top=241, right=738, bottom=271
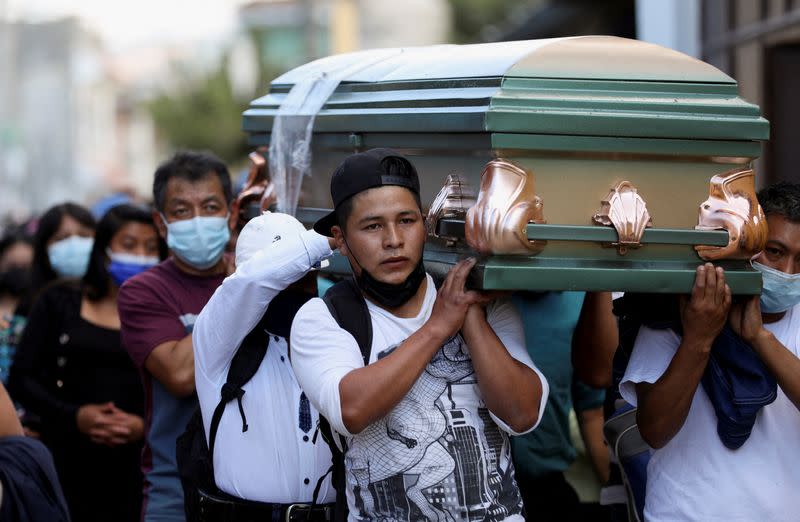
left=107, top=250, right=159, bottom=286
left=162, top=214, right=230, bottom=270
left=752, top=260, right=800, bottom=313
left=48, top=235, right=94, bottom=278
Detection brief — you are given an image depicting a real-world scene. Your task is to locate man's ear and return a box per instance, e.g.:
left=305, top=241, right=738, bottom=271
left=153, top=211, right=168, bottom=240
left=227, top=202, right=239, bottom=232
left=331, top=225, right=348, bottom=256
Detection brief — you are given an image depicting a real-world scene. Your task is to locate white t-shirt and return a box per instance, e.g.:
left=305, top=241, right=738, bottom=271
left=193, top=229, right=336, bottom=504
left=620, top=305, right=800, bottom=522
left=291, top=275, right=548, bottom=522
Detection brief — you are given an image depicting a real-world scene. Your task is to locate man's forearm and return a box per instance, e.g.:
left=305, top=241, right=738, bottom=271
left=339, top=323, right=448, bottom=434
left=196, top=233, right=327, bottom=367
left=572, top=292, right=617, bottom=388
left=146, top=334, right=195, bottom=397
left=194, top=273, right=284, bottom=375
left=0, top=382, right=24, bottom=437
left=173, top=334, right=195, bottom=378
left=462, top=310, right=542, bottom=432
left=578, top=407, right=610, bottom=483
left=637, top=337, right=710, bottom=449
left=752, top=330, right=800, bottom=411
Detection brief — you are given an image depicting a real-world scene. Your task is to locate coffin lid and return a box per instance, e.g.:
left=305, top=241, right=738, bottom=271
left=243, top=36, right=769, bottom=144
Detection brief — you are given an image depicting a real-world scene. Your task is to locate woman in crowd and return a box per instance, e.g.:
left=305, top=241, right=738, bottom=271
left=9, top=204, right=164, bottom=521
left=17, top=202, right=96, bottom=318
left=11, top=203, right=95, bottom=436
left=0, top=229, right=34, bottom=383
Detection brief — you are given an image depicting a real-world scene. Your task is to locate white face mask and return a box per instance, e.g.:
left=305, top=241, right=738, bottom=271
left=752, top=260, right=800, bottom=313
left=47, top=235, right=94, bottom=278
left=161, top=214, right=230, bottom=270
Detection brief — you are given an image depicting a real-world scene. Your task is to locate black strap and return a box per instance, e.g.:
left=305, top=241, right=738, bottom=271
left=316, top=416, right=350, bottom=522
left=208, top=316, right=271, bottom=461
left=322, top=278, right=373, bottom=365
left=311, top=464, right=333, bottom=508
left=318, top=278, right=373, bottom=522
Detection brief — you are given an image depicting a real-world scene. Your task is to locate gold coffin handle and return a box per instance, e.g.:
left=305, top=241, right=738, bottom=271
left=695, top=167, right=767, bottom=261
left=592, top=181, right=653, bottom=255
left=230, top=148, right=276, bottom=230
left=465, top=158, right=545, bottom=255
left=426, top=174, right=477, bottom=245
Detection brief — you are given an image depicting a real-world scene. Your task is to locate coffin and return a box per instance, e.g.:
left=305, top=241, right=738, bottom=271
left=243, top=36, right=769, bottom=294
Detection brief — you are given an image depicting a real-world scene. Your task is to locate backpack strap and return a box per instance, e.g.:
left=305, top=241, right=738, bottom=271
left=319, top=278, right=372, bottom=522
left=207, top=315, right=271, bottom=460
left=322, top=278, right=373, bottom=364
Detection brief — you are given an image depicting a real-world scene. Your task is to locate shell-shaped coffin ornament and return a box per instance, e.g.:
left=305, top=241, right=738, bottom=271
left=695, top=167, right=767, bottom=261
left=593, top=181, right=653, bottom=255
left=426, top=174, right=477, bottom=244
left=230, top=148, right=276, bottom=229
left=465, top=159, right=545, bottom=255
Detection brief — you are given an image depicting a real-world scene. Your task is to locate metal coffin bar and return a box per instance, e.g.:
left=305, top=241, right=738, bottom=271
left=298, top=210, right=730, bottom=247
left=436, top=219, right=730, bottom=246
left=323, top=248, right=761, bottom=294
left=423, top=247, right=761, bottom=295
left=298, top=208, right=757, bottom=294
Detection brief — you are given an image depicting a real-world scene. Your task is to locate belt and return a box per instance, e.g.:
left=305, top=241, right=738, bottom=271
left=197, top=489, right=334, bottom=522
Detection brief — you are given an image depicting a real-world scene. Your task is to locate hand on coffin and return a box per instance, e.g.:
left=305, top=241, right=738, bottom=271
left=429, top=258, right=497, bottom=339
left=679, top=263, right=732, bottom=350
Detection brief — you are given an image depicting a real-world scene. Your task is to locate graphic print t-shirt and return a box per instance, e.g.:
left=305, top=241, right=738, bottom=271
left=118, top=258, right=224, bottom=521
left=292, top=275, right=548, bottom=522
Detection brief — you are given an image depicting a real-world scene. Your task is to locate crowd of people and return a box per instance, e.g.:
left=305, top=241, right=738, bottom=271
left=0, top=148, right=798, bottom=522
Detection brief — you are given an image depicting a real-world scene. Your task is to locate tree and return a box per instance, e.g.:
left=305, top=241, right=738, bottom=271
left=148, top=63, right=251, bottom=164
left=447, top=0, right=540, bottom=43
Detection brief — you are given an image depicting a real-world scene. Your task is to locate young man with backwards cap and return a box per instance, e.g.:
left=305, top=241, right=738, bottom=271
left=192, top=212, right=336, bottom=520
left=291, top=148, right=549, bottom=521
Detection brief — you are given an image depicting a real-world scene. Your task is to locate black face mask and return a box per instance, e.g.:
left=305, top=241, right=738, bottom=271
left=0, top=267, right=31, bottom=298
left=356, top=258, right=426, bottom=309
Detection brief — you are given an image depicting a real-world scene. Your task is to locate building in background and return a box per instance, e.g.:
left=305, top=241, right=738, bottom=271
left=703, top=0, right=800, bottom=186
left=0, top=17, right=160, bottom=216
left=0, top=18, right=107, bottom=214
left=637, top=0, right=800, bottom=186
left=239, top=0, right=452, bottom=75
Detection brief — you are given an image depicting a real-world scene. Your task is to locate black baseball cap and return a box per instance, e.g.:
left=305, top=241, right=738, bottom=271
left=313, top=148, right=420, bottom=237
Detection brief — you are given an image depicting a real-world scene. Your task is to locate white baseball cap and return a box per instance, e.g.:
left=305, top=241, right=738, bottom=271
left=235, top=211, right=307, bottom=266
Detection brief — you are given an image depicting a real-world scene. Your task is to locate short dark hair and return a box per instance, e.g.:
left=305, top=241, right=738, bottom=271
left=152, top=151, right=232, bottom=212
left=30, top=203, right=96, bottom=298
left=83, top=204, right=166, bottom=301
left=334, top=156, right=422, bottom=231
left=757, top=182, right=800, bottom=223
left=0, top=228, right=34, bottom=298
left=0, top=227, right=33, bottom=268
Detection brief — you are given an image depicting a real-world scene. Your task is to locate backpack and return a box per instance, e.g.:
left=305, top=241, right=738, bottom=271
left=176, top=314, right=271, bottom=520
left=600, top=294, right=653, bottom=522
left=603, top=405, right=649, bottom=522
left=318, top=278, right=373, bottom=522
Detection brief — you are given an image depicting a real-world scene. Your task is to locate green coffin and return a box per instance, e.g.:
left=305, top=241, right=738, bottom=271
left=244, top=36, right=769, bottom=294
